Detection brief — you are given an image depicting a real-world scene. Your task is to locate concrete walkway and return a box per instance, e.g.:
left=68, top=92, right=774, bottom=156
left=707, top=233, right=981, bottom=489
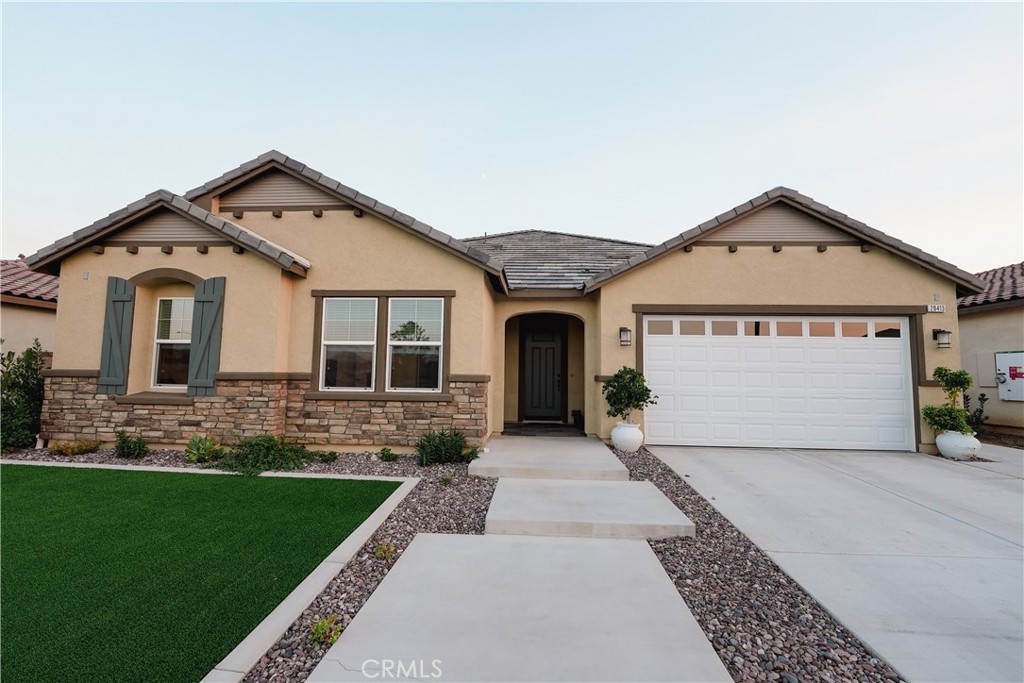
left=309, top=437, right=729, bottom=682
left=653, top=444, right=1024, bottom=683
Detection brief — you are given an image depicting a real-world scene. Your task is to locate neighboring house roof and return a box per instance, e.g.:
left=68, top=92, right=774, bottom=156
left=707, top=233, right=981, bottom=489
left=183, top=150, right=502, bottom=279
left=25, top=190, right=312, bottom=277
left=464, top=230, right=651, bottom=291
left=581, top=186, right=987, bottom=297
left=958, top=261, right=1024, bottom=310
left=1, top=257, right=59, bottom=306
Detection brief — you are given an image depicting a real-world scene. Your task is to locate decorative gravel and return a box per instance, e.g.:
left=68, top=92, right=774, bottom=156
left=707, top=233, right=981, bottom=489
left=616, top=446, right=905, bottom=683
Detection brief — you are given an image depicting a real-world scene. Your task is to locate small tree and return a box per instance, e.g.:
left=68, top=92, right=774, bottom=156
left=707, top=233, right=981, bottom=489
left=602, top=367, right=657, bottom=423
left=1, top=339, right=46, bottom=451
left=922, top=366, right=974, bottom=435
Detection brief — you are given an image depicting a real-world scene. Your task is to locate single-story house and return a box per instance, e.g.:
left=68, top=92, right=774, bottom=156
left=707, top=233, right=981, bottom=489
left=1, top=256, right=59, bottom=353
left=27, top=151, right=986, bottom=452
left=958, top=262, right=1024, bottom=432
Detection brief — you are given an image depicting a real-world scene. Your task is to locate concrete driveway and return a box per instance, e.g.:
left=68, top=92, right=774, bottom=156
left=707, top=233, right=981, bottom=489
left=652, top=444, right=1024, bottom=683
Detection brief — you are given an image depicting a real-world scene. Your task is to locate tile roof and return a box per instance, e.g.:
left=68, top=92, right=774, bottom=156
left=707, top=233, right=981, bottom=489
left=581, top=186, right=988, bottom=297
left=958, top=261, right=1024, bottom=309
left=1, top=257, right=59, bottom=303
left=463, top=230, right=651, bottom=290
left=26, top=190, right=312, bottom=277
left=184, top=150, right=500, bottom=277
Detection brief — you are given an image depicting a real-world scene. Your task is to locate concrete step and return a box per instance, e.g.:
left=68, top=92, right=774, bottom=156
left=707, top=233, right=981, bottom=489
left=307, top=534, right=730, bottom=683
left=486, top=478, right=696, bottom=539
left=468, top=436, right=629, bottom=481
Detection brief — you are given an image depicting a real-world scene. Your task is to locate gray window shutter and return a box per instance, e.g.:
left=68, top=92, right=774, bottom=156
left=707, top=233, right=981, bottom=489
left=187, top=277, right=226, bottom=397
left=98, top=277, right=136, bottom=395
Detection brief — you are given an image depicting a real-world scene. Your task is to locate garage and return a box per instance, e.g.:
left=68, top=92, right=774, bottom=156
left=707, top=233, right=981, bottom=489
left=643, top=315, right=915, bottom=450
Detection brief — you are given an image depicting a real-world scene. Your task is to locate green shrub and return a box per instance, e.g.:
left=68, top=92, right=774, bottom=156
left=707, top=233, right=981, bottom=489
left=373, top=543, right=397, bottom=563
left=415, top=428, right=477, bottom=466
left=922, top=405, right=971, bottom=433
left=379, top=446, right=398, bottom=462
left=439, top=473, right=453, bottom=487
left=964, top=392, right=989, bottom=433
left=0, top=340, right=45, bottom=451
left=114, top=430, right=148, bottom=459
left=309, top=614, right=342, bottom=648
left=215, top=435, right=316, bottom=476
left=316, top=450, right=338, bottom=463
left=185, top=435, right=224, bottom=463
left=49, top=439, right=102, bottom=456
left=602, top=366, right=657, bottom=422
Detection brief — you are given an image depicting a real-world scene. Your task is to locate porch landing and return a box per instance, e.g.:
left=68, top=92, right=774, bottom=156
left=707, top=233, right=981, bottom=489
left=468, top=435, right=629, bottom=480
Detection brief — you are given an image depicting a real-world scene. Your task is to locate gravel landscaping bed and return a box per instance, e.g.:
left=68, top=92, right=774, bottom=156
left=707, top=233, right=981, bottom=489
left=617, top=446, right=905, bottom=683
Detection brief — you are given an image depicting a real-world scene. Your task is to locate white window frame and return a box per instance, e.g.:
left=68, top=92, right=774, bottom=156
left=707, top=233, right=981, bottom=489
left=320, top=297, right=378, bottom=392
left=152, top=297, right=193, bottom=390
left=386, top=297, right=444, bottom=393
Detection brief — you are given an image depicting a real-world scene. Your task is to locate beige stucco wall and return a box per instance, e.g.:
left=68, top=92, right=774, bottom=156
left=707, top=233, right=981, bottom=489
left=51, top=247, right=288, bottom=374
left=227, top=211, right=493, bottom=376
left=0, top=303, right=56, bottom=353
left=959, top=305, right=1024, bottom=430
left=597, top=244, right=964, bottom=449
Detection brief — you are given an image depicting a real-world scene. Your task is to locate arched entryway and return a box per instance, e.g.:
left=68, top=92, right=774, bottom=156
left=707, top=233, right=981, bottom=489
left=503, top=312, right=585, bottom=431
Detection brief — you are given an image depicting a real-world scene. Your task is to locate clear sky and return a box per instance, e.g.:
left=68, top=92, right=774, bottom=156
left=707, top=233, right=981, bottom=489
left=2, top=2, right=1021, bottom=274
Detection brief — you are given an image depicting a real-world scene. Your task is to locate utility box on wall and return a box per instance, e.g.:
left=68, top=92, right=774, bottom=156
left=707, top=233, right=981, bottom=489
left=995, top=351, right=1024, bottom=401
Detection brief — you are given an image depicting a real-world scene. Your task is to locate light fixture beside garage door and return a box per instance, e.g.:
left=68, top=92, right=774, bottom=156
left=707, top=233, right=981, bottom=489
left=619, top=327, right=632, bottom=346
left=932, top=329, right=953, bottom=349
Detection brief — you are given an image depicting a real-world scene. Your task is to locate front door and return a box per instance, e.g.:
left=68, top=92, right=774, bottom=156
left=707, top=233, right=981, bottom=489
left=523, top=332, right=562, bottom=419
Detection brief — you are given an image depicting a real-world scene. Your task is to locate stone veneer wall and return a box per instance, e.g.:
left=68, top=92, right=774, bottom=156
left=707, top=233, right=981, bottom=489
left=284, top=379, right=488, bottom=446
left=40, top=374, right=488, bottom=447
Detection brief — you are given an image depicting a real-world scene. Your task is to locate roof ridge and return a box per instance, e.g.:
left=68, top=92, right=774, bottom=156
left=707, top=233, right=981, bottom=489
left=464, top=228, right=653, bottom=247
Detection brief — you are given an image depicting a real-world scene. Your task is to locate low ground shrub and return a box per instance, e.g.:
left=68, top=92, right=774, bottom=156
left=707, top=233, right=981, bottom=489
left=309, top=615, right=342, bottom=648
left=185, top=435, right=224, bottom=464
left=49, top=440, right=102, bottom=457
left=415, top=428, right=478, bottom=466
left=215, top=435, right=322, bottom=476
left=114, top=430, right=148, bottom=459
left=379, top=446, right=398, bottom=462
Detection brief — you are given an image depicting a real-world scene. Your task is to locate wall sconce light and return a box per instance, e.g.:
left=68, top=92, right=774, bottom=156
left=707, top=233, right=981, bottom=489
left=619, top=327, right=632, bottom=346
left=932, top=329, right=952, bottom=349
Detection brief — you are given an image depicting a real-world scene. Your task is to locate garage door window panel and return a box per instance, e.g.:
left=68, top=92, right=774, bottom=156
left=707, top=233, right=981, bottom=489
left=679, top=321, right=706, bottom=336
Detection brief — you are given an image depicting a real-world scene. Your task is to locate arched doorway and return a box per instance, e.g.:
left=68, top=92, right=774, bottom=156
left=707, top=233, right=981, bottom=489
left=504, top=312, right=585, bottom=431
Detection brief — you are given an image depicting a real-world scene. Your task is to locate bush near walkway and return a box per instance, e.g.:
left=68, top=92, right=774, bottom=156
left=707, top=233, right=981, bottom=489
left=0, top=339, right=45, bottom=451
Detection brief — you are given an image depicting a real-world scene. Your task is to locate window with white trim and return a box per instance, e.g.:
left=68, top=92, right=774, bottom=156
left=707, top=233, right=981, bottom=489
left=153, top=298, right=193, bottom=387
left=321, top=298, right=377, bottom=391
left=387, top=298, right=443, bottom=392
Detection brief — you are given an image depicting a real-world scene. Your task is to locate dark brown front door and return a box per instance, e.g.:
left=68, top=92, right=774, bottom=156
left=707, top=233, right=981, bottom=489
left=523, top=332, right=562, bottom=419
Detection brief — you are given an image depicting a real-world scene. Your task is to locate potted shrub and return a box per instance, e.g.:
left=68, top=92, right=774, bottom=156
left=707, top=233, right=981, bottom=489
left=602, top=366, right=657, bottom=452
left=922, top=366, right=980, bottom=461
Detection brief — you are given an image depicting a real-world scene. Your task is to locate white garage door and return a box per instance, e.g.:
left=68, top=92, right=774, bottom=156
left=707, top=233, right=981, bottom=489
left=643, top=316, right=915, bottom=450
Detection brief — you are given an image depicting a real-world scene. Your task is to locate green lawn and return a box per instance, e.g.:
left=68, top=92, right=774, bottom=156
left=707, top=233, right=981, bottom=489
left=0, top=465, right=400, bottom=682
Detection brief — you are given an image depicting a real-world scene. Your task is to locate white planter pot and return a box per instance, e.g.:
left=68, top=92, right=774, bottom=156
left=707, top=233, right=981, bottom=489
left=935, top=431, right=981, bottom=461
left=610, top=422, right=644, bottom=453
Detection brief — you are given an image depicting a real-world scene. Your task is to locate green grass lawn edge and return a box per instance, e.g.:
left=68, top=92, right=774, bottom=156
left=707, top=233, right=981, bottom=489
left=1, top=465, right=400, bottom=682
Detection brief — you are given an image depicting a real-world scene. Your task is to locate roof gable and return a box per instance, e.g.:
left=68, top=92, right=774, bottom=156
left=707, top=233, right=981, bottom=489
left=185, top=151, right=501, bottom=279
left=583, top=187, right=987, bottom=297
left=697, top=202, right=857, bottom=244
left=219, top=169, right=350, bottom=210
left=25, top=191, right=311, bottom=277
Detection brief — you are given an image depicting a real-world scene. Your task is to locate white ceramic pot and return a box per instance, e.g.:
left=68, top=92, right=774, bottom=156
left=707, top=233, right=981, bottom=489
left=610, top=422, right=644, bottom=453
left=935, top=431, right=981, bottom=461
